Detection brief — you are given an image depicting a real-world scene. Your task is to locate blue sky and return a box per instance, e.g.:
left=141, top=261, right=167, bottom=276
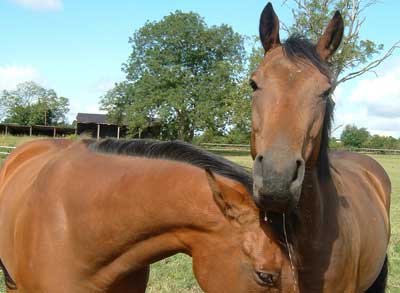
left=1, top=0, right=400, bottom=137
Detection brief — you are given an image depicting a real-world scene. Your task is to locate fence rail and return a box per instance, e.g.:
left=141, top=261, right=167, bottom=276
left=1, top=144, right=399, bottom=156
left=200, top=143, right=400, bottom=155
left=0, top=145, right=16, bottom=156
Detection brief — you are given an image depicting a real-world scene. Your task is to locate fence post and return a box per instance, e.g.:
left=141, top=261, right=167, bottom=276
left=97, top=124, right=101, bottom=140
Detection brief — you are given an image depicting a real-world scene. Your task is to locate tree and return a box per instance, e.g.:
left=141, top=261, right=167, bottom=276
left=248, top=1, right=399, bottom=90
left=365, top=134, right=400, bottom=149
left=104, top=11, right=246, bottom=141
left=283, top=0, right=399, bottom=88
left=340, top=124, right=370, bottom=147
left=100, top=82, right=132, bottom=126
left=0, top=81, right=70, bottom=126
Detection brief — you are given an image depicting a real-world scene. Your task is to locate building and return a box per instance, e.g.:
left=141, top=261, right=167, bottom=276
left=76, top=113, right=160, bottom=140
left=0, top=124, right=75, bottom=137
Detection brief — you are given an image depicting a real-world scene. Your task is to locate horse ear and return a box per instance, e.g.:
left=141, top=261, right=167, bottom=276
left=316, top=11, right=344, bottom=60
left=259, top=2, right=281, bottom=52
left=205, top=169, right=252, bottom=222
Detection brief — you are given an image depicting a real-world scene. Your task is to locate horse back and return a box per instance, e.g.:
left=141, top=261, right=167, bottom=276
left=0, top=139, right=73, bottom=187
left=0, top=139, right=73, bottom=287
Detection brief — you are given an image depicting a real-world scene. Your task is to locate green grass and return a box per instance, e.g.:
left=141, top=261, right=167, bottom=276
left=0, top=136, right=398, bottom=292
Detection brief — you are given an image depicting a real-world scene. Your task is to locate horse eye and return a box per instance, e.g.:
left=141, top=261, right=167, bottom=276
left=249, top=79, right=259, bottom=92
left=320, top=87, right=332, bottom=99
left=255, top=271, right=278, bottom=287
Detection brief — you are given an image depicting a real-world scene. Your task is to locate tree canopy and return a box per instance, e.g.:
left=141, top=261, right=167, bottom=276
left=100, top=11, right=246, bottom=141
left=101, top=4, right=398, bottom=142
left=339, top=124, right=400, bottom=149
left=341, top=124, right=370, bottom=147
left=0, top=81, right=70, bottom=126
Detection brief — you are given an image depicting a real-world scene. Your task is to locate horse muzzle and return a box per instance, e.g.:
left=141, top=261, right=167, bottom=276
left=252, top=150, right=305, bottom=213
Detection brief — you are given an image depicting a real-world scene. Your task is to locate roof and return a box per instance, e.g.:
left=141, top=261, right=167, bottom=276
left=76, top=113, right=109, bottom=124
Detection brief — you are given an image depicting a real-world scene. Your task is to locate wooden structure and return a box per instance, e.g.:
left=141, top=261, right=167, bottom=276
left=0, top=113, right=161, bottom=140
left=76, top=113, right=160, bottom=140
left=0, top=124, right=75, bottom=137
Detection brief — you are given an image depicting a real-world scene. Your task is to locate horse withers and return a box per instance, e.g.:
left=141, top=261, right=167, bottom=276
left=250, top=2, right=390, bottom=292
left=0, top=139, right=298, bottom=293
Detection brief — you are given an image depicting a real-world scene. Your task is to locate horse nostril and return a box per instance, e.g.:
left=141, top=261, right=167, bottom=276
left=292, top=160, right=301, bottom=181
left=257, top=155, right=263, bottom=162
left=291, top=159, right=305, bottom=184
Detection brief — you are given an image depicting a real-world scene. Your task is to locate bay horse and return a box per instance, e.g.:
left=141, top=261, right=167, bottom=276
left=250, top=3, right=391, bottom=292
left=0, top=138, right=298, bottom=293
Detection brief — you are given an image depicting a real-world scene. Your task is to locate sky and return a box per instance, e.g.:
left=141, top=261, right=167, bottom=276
left=1, top=0, right=400, bottom=137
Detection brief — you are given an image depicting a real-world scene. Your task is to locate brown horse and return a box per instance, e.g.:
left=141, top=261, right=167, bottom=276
left=250, top=3, right=390, bottom=292
left=0, top=138, right=298, bottom=293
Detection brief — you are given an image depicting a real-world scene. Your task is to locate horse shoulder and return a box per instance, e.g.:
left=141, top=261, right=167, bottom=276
left=329, top=151, right=391, bottom=212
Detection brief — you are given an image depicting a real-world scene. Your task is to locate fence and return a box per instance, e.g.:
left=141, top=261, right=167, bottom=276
left=0, top=146, right=16, bottom=156
left=200, top=143, right=400, bottom=155
left=1, top=143, right=399, bottom=157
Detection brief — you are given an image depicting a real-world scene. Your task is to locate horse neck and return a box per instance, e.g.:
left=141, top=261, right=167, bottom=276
left=85, top=162, right=227, bottom=288
left=294, top=167, right=339, bottom=240
left=289, top=166, right=340, bottom=290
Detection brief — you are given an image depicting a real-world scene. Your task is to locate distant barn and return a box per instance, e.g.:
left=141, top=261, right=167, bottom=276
left=76, top=113, right=160, bottom=140
left=0, top=124, right=75, bottom=137
left=0, top=113, right=160, bottom=140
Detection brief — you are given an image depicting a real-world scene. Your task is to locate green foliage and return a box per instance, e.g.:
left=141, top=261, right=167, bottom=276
left=285, top=0, right=385, bottom=85
left=341, top=124, right=370, bottom=148
left=0, top=81, right=69, bottom=126
left=329, top=137, right=344, bottom=150
left=365, top=135, right=400, bottom=149
left=101, top=11, right=246, bottom=141
left=100, top=82, right=132, bottom=126
left=340, top=124, right=400, bottom=149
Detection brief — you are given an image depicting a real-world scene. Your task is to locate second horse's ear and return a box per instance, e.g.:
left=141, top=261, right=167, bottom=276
left=205, top=169, right=255, bottom=224
left=259, top=2, right=281, bottom=52
left=316, top=11, right=344, bottom=60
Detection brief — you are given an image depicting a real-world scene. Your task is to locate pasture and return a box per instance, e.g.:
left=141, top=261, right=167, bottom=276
left=0, top=136, right=398, bottom=292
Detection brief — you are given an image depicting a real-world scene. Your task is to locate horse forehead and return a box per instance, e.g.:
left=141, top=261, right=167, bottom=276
left=258, top=48, right=327, bottom=85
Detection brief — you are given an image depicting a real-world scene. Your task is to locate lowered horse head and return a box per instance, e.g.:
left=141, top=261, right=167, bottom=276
left=251, top=3, right=343, bottom=213
left=193, top=169, right=298, bottom=292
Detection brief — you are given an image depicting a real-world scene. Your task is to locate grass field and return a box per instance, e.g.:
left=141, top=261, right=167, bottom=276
left=0, top=136, right=398, bottom=292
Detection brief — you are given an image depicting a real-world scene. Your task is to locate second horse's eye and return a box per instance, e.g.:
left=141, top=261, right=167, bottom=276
left=250, top=80, right=259, bottom=91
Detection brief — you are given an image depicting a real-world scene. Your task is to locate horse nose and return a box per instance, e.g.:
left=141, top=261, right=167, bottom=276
left=253, top=151, right=305, bottom=212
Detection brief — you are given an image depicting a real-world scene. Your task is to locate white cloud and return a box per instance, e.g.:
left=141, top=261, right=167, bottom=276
left=0, top=65, right=44, bottom=91
left=10, top=0, right=63, bottom=11
left=333, top=62, right=400, bottom=138
left=348, top=66, right=400, bottom=119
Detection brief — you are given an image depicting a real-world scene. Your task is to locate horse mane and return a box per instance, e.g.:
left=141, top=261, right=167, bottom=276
left=282, top=35, right=335, bottom=178
left=85, top=138, right=253, bottom=193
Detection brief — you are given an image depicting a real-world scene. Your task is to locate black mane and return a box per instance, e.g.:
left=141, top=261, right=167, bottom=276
left=282, top=35, right=334, bottom=178
left=86, top=139, right=253, bottom=193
